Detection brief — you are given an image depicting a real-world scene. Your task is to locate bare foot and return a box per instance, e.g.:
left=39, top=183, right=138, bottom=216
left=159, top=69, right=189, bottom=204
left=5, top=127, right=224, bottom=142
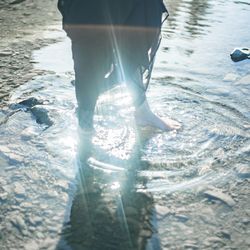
left=135, top=101, right=181, bottom=131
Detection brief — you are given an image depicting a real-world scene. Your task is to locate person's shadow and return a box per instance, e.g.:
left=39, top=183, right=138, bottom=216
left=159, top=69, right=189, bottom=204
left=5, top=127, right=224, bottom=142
left=57, top=129, right=162, bottom=250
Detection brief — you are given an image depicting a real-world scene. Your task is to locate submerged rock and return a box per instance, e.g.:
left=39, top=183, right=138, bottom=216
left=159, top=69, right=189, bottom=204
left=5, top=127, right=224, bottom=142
left=31, top=106, right=53, bottom=127
left=204, top=189, right=236, bottom=207
left=19, top=97, right=43, bottom=108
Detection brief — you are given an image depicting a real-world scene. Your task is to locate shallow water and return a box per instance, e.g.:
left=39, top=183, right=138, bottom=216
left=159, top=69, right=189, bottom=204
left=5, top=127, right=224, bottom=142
left=1, top=0, right=250, bottom=249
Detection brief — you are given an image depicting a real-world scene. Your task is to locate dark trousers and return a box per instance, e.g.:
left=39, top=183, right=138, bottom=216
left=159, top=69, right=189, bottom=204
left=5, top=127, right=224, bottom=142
left=67, top=25, right=159, bottom=129
left=60, top=1, right=166, bottom=129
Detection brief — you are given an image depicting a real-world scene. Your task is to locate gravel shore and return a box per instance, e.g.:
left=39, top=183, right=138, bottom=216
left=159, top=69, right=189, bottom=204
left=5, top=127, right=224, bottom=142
left=0, top=0, right=61, bottom=104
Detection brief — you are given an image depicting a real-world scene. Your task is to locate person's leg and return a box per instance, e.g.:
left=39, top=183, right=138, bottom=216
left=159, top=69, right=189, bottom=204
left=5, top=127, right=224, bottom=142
left=70, top=27, right=111, bottom=131
left=116, top=27, right=181, bottom=132
left=131, top=69, right=181, bottom=131
left=72, top=40, right=99, bottom=130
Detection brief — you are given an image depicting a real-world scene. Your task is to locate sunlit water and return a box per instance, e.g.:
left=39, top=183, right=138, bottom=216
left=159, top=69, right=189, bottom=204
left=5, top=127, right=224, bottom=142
left=0, top=0, right=250, bottom=249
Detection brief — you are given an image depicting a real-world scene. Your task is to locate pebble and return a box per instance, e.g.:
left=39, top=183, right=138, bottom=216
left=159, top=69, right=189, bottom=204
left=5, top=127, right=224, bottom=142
left=14, top=183, right=25, bottom=195
left=204, top=189, right=236, bottom=207
left=175, top=214, right=189, bottom=223
left=11, top=216, right=26, bottom=233
left=54, top=179, right=69, bottom=191
left=184, top=243, right=199, bottom=249
left=235, top=165, right=250, bottom=179
left=40, top=204, right=48, bottom=210
left=204, top=236, right=225, bottom=245
left=40, top=238, right=57, bottom=249
left=223, top=73, right=239, bottom=82
left=0, top=177, right=7, bottom=186
left=0, top=145, right=11, bottom=153
left=0, top=50, right=13, bottom=56
left=242, top=218, right=250, bottom=225
left=0, top=156, right=9, bottom=168
left=236, top=74, right=250, bottom=85
left=216, top=230, right=231, bottom=240
left=0, top=192, right=8, bottom=201
left=198, top=164, right=212, bottom=175
left=46, top=190, right=58, bottom=198
left=10, top=66, right=20, bottom=70
left=23, top=12, right=31, bottom=16
left=24, top=240, right=39, bottom=250
left=14, top=183, right=26, bottom=196
left=11, top=205, right=21, bottom=211
left=29, top=216, right=43, bottom=226
left=21, top=127, right=38, bottom=140
left=23, top=72, right=38, bottom=79
left=7, top=152, right=24, bottom=163
left=25, top=171, right=40, bottom=181
left=155, top=204, right=171, bottom=219
left=21, top=202, right=32, bottom=208
left=47, top=226, right=60, bottom=234
left=35, top=231, right=45, bottom=239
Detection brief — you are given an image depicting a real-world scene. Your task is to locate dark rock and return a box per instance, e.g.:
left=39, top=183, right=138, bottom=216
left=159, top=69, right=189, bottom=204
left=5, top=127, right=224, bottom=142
left=230, top=48, right=250, bottom=62
left=19, top=97, right=43, bottom=108
left=31, top=106, right=53, bottom=127
left=10, top=0, right=26, bottom=5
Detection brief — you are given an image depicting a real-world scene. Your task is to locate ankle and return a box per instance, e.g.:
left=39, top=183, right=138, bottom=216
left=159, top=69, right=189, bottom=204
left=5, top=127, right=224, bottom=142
left=135, top=100, right=151, bottom=115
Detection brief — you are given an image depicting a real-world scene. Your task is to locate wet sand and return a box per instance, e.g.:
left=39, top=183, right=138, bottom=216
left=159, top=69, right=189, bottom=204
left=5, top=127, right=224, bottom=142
left=0, top=0, right=61, bottom=104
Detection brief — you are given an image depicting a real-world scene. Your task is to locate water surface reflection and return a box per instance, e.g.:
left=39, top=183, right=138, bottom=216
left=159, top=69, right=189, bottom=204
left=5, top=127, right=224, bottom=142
left=58, top=132, right=160, bottom=250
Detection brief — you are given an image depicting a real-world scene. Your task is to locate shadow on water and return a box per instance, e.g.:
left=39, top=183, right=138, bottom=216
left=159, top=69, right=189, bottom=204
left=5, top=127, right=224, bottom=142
left=57, top=131, right=162, bottom=250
